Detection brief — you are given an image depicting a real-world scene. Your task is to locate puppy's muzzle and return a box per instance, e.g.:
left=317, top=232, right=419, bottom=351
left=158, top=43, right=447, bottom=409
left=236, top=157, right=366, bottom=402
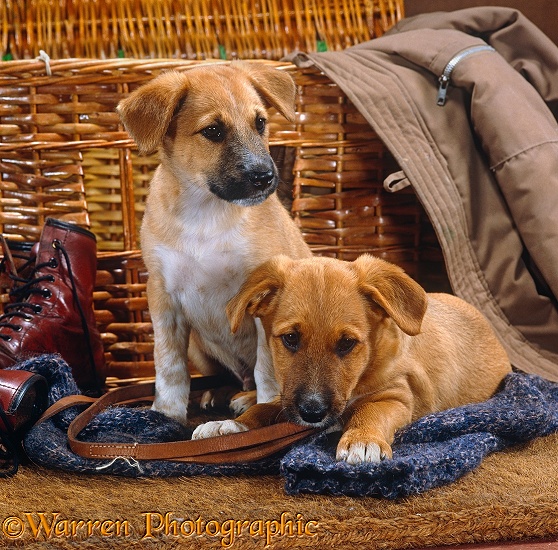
left=289, top=390, right=337, bottom=427
left=208, top=157, right=279, bottom=206
left=249, top=169, right=275, bottom=191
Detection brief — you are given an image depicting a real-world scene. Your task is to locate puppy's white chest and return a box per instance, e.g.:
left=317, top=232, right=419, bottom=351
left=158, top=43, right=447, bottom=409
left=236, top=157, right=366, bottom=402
left=143, top=188, right=262, bottom=377
left=156, top=232, right=256, bottom=373
left=160, top=241, right=248, bottom=317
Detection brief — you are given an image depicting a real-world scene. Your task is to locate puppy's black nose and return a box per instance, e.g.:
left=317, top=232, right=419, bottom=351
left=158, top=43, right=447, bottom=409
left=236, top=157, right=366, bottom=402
left=297, top=395, right=329, bottom=425
left=249, top=170, right=274, bottom=189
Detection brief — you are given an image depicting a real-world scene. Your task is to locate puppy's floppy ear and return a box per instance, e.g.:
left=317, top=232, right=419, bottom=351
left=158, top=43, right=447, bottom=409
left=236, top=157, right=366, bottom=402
left=353, top=254, right=427, bottom=336
left=116, top=71, right=189, bottom=155
left=233, top=61, right=296, bottom=122
left=226, top=255, right=291, bottom=334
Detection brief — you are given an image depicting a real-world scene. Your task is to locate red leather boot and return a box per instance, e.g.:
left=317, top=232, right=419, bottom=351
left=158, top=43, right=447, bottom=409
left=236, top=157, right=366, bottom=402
left=0, top=219, right=106, bottom=394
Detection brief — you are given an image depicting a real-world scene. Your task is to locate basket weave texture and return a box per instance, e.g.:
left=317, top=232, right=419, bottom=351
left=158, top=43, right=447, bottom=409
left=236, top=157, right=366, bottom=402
left=1, top=0, right=404, bottom=61
left=0, top=3, right=447, bottom=384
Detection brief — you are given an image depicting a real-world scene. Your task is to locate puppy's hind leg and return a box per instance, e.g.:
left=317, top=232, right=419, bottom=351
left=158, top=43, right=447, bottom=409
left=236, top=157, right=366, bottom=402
left=186, top=339, right=247, bottom=414
left=226, top=320, right=277, bottom=416
left=200, top=385, right=256, bottom=417
left=225, top=318, right=277, bottom=417
left=188, top=333, right=257, bottom=417
left=229, top=390, right=256, bottom=416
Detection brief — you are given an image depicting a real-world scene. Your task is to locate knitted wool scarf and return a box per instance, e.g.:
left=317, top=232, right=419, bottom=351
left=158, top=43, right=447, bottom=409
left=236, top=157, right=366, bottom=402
left=18, top=355, right=558, bottom=498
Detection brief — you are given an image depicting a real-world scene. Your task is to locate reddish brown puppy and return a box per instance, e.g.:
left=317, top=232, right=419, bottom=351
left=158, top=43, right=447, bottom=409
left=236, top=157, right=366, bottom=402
left=196, top=254, right=511, bottom=464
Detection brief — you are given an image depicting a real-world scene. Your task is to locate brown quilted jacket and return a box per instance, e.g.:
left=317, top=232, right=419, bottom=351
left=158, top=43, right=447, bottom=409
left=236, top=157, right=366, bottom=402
left=295, top=7, right=558, bottom=380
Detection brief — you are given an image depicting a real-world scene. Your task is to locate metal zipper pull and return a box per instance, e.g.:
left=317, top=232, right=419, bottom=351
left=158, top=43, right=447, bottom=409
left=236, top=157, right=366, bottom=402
left=436, top=75, right=450, bottom=106
left=436, top=44, right=496, bottom=106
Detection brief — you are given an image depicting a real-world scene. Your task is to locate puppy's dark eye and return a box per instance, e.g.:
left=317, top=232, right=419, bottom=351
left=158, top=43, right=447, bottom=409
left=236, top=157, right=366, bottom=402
left=255, top=116, right=266, bottom=135
left=201, top=123, right=225, bottom=143
left=336, top=336, right=357, bottom=358
left=281, top=332, right=300, bottom=352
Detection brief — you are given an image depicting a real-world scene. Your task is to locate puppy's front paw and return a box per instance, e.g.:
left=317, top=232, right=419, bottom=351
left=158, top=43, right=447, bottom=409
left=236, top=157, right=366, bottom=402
left=230, top=390, right=256, bottom=416
left=191, top=420, right=248, bottom=440
left=336, top=430, right=391, bottom=465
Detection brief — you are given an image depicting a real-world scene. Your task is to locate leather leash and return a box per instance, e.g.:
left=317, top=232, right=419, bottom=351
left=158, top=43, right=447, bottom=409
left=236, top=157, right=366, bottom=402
left=37, top=379, right=319, bottom=464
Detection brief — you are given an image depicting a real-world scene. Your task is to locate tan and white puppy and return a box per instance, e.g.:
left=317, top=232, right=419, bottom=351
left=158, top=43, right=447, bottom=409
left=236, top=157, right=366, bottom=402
left=117, top=63, right=311, bottom=424
left=195, top=254, right=511, bottom=464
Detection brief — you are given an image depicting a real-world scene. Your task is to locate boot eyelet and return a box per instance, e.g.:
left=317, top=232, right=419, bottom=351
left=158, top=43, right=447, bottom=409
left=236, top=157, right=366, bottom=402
left=52, top=239, right=61, bottom=250
left=47, top=275, right=55, bottom=282
left=4, top=336, right=11, bottom=342
left=42, top=289, right=52, bottom=299
left=24, top=314, right=33, bottom=321
left=49, top=258, right=58, bottom=268
left=34, top=305, right=43, bottom=313
left=15, top=325, right=22, bottom=332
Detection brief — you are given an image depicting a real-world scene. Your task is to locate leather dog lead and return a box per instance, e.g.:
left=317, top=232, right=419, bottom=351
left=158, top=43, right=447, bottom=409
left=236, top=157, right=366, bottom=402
left=38, top=380, right=320, bottom=464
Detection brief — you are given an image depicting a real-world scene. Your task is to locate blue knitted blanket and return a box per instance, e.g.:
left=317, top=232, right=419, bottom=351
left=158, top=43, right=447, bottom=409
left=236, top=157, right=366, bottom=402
left=19, top=355, right=558, bottom=498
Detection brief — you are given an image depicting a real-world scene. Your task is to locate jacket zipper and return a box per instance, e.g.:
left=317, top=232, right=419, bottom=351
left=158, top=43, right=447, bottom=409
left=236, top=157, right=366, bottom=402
left=437, top=44, right=496, bottom=106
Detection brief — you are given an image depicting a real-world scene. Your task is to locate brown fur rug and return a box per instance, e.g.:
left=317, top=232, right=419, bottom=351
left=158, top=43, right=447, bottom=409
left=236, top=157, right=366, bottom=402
left=1, top=433, right=557, bottom=549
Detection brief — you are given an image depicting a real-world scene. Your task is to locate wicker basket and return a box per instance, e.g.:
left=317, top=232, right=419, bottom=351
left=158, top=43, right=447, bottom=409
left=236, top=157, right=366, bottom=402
left=0, top=57, right=448, bottom=384
left=1, top=0, right=404, bottom=61
left=0, top=0, right=449, bottom=384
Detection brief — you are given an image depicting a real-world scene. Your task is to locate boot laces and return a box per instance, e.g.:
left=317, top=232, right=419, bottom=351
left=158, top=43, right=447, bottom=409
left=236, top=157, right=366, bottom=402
left=0, top=250, right=35, bottom=281
left=0, top=239, right=101, bottom=394
left=0, top=257, right=58, bottom=340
